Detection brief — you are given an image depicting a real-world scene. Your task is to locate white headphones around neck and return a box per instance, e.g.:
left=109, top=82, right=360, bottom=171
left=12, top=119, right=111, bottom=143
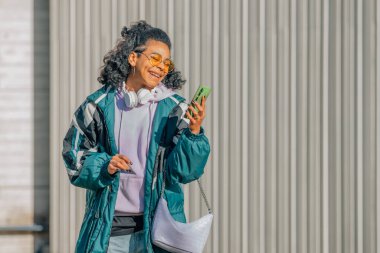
left=121, top=81, right=154, bottom=108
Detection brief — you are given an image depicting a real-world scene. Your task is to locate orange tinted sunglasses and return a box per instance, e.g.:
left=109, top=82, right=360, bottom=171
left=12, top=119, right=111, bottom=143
left=139, top=52, right=175, bottom=73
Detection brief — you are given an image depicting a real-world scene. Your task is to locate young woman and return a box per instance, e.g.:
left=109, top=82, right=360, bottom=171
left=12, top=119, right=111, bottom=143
left=62, top=21, right=210, bottom=253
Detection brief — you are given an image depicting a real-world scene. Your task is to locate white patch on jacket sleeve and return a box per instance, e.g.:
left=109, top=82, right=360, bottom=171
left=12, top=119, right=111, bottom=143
left=67, top=167, right=80, bottom=176
left=94, top=85, right=112, bottom=104
left=75, top=150, right=84, bottom=170
left=182, top=118, right=190, bottom=125
left=179, top=102, right=189, bottom=119
left=71, top=116, right=84, bottom=135
left=84, top=102, right=96, bottom=127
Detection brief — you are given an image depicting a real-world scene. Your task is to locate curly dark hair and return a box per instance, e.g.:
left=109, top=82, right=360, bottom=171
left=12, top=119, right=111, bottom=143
left=97, top=20, right=186, bottom=90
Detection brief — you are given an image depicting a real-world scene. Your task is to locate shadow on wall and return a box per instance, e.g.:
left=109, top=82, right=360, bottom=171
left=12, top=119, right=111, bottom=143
left=33, top=0, right=50, bottom=252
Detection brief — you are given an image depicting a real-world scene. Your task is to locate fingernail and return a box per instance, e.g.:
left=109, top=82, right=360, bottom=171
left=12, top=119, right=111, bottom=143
left=130, top=161, right=133, bottom=165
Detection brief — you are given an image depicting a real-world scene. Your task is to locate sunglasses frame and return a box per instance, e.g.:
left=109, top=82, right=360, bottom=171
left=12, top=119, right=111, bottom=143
left=138, top=51, right=175, bottom=73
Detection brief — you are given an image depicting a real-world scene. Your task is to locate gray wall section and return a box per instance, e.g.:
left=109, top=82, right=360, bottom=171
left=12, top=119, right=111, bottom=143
left=34, top=0, right=50, bottom=251
left=0, top=0, right=35, bottom=252
left=0, top=0, right=49, bottom=252
left=50, top=0, right=380, bottom=253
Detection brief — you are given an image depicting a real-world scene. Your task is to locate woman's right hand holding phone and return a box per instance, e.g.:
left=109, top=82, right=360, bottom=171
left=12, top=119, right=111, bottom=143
left=185, top=96, right=207, bottom=134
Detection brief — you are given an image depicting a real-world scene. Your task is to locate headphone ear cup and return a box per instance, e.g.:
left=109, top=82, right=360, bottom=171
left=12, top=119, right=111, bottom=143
left=122, top=89, right=138, bottom=108
left=129, top=91, right=139, bottom=108
left=137, top=88, right=154, bottom=105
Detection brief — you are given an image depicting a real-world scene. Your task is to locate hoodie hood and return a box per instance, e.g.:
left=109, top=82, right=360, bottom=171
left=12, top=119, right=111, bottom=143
left=117, top=82, right=175, bottom=106
left=148, top=82, right=175, bottom=102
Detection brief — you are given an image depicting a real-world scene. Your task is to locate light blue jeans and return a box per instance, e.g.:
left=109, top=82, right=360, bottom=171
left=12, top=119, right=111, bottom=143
left=107, top=230, right=145, bottom=253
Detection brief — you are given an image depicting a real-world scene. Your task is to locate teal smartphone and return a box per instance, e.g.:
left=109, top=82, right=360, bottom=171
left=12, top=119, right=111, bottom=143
left=189, top=85, right=212, bottom=117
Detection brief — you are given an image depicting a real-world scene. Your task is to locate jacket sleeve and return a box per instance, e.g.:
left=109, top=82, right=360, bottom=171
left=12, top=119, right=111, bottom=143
left=165, top=127, right=211, bottom=184
left=62, top=100, right=116, bottom=191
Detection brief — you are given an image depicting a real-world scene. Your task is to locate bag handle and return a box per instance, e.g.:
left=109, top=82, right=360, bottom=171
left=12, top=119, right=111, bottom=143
left=158, top=146, right=213, bottom=214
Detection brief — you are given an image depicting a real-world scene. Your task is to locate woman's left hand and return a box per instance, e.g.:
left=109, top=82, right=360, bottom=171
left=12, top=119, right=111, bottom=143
left=185, top=96, right=207, bottom=134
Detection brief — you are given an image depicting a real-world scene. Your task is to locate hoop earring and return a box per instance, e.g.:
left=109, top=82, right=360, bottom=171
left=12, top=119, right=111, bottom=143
left=132, top=67, right=136, bottom=76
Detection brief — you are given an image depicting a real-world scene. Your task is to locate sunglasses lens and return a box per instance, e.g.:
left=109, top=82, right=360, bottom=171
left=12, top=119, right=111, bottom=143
left=164, top=60, right=174, bottom=72
left=149, top=54, right=162, bottom=66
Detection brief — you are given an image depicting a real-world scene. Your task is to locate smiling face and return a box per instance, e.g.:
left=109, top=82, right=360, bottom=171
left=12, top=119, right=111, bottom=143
left=128, top=39, right=171, bottom=91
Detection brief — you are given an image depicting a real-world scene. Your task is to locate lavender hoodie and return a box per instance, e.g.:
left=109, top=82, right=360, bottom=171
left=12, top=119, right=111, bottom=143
left=113, top=83, right=175, bottom=215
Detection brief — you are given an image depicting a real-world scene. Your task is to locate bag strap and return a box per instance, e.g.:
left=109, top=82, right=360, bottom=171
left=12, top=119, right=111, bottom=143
left=159, top=148, right=212, bottom=214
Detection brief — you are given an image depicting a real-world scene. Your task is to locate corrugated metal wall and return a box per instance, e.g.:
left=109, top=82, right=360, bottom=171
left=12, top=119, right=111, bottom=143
left=50, top=0, right=380, bottom=252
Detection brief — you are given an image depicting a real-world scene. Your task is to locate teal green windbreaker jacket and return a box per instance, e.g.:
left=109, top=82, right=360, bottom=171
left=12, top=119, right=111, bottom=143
left=62, top=85, right=211, bottom=252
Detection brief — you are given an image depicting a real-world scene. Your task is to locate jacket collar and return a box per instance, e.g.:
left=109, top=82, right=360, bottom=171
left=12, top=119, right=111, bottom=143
left=86, top=85, right=185, bottom=157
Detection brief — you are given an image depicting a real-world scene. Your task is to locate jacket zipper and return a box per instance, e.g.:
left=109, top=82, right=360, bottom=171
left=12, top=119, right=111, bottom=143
left=88, top=185, right=112, bottom=252
left=104, top=185, right=113, bottom=252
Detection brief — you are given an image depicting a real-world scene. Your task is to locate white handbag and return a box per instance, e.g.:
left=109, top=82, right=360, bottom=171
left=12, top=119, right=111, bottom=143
left=151, top=147, right=213, bottom=253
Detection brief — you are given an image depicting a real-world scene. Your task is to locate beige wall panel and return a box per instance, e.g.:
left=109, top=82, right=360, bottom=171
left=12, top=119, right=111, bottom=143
left=0, top=235, right=34, bottom=253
